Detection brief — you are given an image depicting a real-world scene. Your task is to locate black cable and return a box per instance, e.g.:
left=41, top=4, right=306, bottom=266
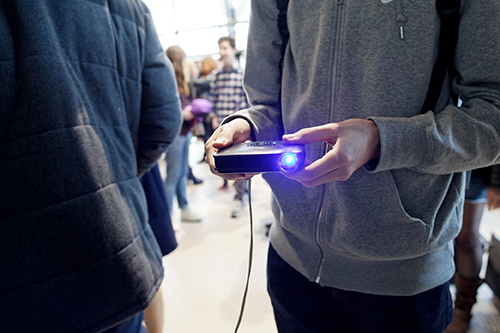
left=234, top=178, right=253, bottom=333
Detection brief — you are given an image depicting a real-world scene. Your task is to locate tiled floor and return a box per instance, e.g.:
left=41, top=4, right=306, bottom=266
left=157, top=138, right=500, bottom=333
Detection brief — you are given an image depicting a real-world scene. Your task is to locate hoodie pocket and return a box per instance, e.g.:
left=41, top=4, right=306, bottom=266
left=323, top=170, right=432, bottom=261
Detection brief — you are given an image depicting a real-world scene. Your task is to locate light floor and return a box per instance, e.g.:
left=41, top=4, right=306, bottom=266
left=157, top=138, right=500, bottom=333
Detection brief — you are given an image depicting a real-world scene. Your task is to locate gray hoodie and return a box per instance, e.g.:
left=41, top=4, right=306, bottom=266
left=228, top=0, right=500, bottom=296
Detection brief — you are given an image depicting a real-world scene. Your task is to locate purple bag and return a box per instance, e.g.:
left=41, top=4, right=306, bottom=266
left=190, top=98, right=212, bottom=118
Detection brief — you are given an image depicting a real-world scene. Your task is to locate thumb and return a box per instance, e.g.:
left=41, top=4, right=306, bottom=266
left=283, top=124, right=338, bottom=144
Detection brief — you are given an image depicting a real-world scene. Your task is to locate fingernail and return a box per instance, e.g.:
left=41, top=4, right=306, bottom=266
left=215, top=138, right=226, bottom=144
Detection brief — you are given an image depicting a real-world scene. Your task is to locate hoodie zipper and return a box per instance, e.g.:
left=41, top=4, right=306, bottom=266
left=314, top=0, right=346, bottom=284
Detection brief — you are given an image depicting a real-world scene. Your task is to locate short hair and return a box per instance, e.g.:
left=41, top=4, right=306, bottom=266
left=218, top=36, right=236, bottom=49
left=199, top=56, right=218, bottom=76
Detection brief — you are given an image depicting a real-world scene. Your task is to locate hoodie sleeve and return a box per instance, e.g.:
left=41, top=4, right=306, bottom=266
left=137, top=8, right=182, bottom=177
left=223, top=0, right=285, bottom=141
left=368, top=0, right=500, bottom=174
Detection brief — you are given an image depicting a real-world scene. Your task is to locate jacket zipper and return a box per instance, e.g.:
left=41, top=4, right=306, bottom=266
left=315, top=0, right=345, bottom=284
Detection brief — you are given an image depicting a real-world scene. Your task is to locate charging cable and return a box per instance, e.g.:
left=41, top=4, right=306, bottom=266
left=234, top=178, right=253, bottom=333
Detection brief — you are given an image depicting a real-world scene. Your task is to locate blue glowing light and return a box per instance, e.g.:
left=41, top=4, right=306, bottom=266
left=278, top=153, right=299, bottom=172
left=283, top=154, right=296, bottom=165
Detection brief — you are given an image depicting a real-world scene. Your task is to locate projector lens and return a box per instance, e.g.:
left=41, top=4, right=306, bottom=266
left=278, top=153, right=299, bottom=172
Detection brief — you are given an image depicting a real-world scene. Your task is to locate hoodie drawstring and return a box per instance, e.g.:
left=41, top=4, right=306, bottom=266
left=396, top=0, right=406, bottom=39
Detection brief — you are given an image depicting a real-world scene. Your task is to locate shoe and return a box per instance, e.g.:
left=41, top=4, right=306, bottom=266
left=219, top=180, right=229, bottom=191
left=445, top=274, right=483, bottom=333
left=181, top=207, right=202, bottom=222
left=187, top=168, right=203, bottom=185
left=231, top=199, right=247, bottom=218
left=188, top=176, right=204, bottom=185
left=265, top=223, right=271, bottom=237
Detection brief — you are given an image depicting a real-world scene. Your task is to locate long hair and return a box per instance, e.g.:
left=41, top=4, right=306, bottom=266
left=166, top=45, right=190, bottom=96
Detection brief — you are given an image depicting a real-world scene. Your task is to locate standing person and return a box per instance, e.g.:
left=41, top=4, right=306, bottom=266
left=447, top=165, right=500, bottom=333
left=194, top=56, right=220, bottom=162
left=165, top=45, right=202, bottom=223
left=0, top=0, right=182, bottom=331
left=205, top=1, right=500, bottom=332
left=140, top=163, right=179, bottom=333
left=210, top=36, right=250, bottom=217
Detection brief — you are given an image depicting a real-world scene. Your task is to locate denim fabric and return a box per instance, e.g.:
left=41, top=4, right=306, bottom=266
left=141, top=164, right=177, bottom=256
left=267, top=245, right=453, bottom=333
left=164, top=132, right=192, bottom=210
left=104, top=313, right=147, bottom=333
left=465, top=176, right=488, bottom=203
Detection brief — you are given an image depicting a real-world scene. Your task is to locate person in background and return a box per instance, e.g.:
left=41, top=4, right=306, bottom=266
left=447, top=165, right=500, bottom=333
left=140, top=163, right=179, bottom=333
left=165, top=45, right=202, bottom=223
left=194, top=56, right=220, bottom=162
left=210, top=36, right=250, bottom=218
left=0, top=0, right=182, bottom=331
left=205, top=0, right=500, bottom=331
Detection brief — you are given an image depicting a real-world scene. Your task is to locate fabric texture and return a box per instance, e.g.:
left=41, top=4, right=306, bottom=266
left=224, top=0, right=500, bottom=296
left=267, top=244, right=453, bottom=333
left=0, top=0, right=182, bottom=331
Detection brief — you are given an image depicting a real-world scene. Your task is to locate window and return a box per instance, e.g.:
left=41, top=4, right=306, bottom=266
left=143, top=0, right=250, bottom=59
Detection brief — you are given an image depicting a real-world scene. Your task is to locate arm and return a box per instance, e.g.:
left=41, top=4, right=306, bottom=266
left=222, top=0, right=285, bottom=141
left=368, top=0, right=500, bottom=174
left=281, top=0, right=500, bottom=187
left=137, top=9, right=182, bottom=177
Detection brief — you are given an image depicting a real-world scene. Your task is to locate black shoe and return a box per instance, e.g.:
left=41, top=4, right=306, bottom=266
left=189, top=176, right=203, bottom=185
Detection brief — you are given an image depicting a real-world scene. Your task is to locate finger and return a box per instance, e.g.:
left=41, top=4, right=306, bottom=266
left=292, top=146, right=351, bottom=181
left=282, top=123, right=339, bottom=144
left=282, top=164, right=350, bottom=188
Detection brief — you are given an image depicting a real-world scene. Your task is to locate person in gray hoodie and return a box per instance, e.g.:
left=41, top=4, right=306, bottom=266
left=205, top=0, right=500, bottom=332
left=0, top=0, right=182, bottom=331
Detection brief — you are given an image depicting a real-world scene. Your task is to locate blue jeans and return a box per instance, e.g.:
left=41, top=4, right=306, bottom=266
left=103, top=313, right=147, bottom=333
left=164, top=133, right=191, bottom=211
left=465, top=175, right=488, bottom=203
left=267, top=245, right=453, bottom=333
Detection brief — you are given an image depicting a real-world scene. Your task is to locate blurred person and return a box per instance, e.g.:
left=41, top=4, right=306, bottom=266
left=0, top=0, right=182, bottom=332
left=210, top=36, right=250, bottom=216
left=165, top=45, right=202, bottom=222
left=194, top=56, right=219, bottom=100
left=205, top=0, right=500, bottom=332
left=141, top=164, right=179, bottom=333
left=194, top=56, right=219, bottom=162
left=447, top=165, right=500, bottom=333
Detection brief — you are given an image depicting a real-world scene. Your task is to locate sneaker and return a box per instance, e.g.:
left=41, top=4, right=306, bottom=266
left=231, top=199, right=246, bottom=218
left=181, top=207, right=202, bottom=222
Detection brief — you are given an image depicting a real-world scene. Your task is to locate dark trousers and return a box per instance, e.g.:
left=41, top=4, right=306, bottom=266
left=267, top=244, right=453, bottom=333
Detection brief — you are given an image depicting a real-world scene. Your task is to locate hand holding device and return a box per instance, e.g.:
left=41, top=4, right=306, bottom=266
left=281, top=119, right=381, bottom=187
left=214, top=141, right=305, bottom=173
left=205, top=118, right=255, bottom=180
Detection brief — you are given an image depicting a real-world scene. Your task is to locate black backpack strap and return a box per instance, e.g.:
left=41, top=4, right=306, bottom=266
left=420, top=0, right=461, bottom=113
left=276, top=0, right=290, bottom=75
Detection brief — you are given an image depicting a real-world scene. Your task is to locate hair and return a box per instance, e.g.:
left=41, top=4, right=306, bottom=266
left=218, top=36, right=236, bottom=49
left=166, top=45, right=190, bottom=96
left=199, top=56, right=218, bottom=76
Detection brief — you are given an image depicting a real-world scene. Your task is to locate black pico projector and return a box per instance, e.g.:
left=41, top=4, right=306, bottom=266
left=214, top=141, right=305, bottom=174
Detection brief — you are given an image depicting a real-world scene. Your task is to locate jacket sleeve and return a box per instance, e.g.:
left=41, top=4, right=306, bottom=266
left=369, top=0, right=500, bottom=174
left=137, top=9, right=182, bottom=177
left=222, top=0, right=285, bottom=141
